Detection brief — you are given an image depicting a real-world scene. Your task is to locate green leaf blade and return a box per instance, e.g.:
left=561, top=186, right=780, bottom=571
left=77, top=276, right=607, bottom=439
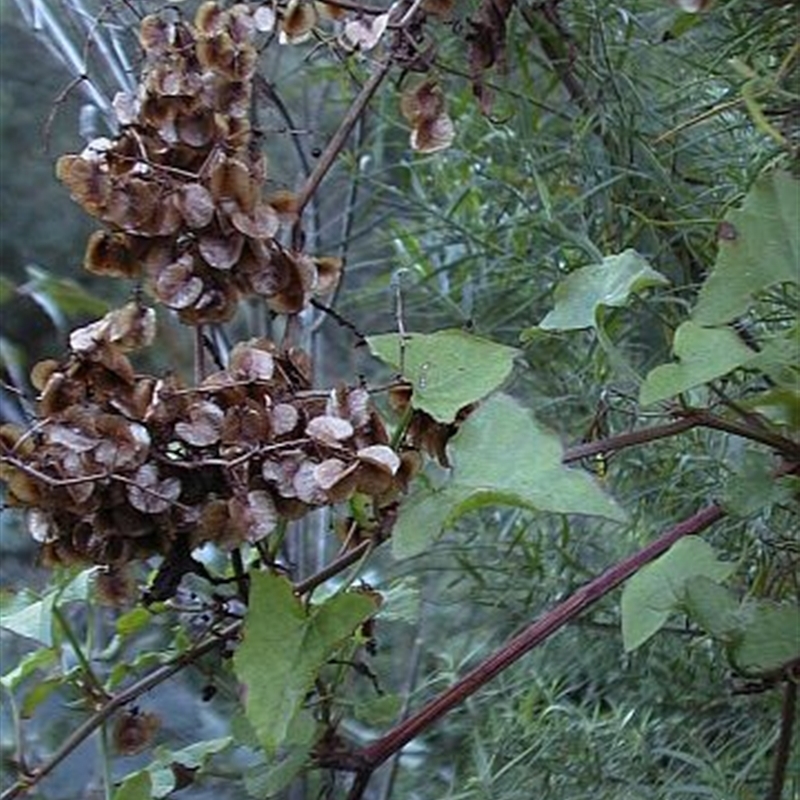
left=731, top=601, right=800, bottom=676
left=683, top=576, right=741, bottom=641
left=367, top=329, right=518, bottom=422
left=693, top=171, right=800, bottom=325
left=639, top=321, right=755, bottom=406
left=233, top=573, right=377, bottom=755
left=0, top=592, right=57, bottom=647
left=112, top=771, right=152, bottom=800
left=449, top=394, right=626, bottom=522
left=538, top=250, right=670, bottom=331
left=392, top=395, right=625, bottom=559
left=621, top=537, right=735, bottom=652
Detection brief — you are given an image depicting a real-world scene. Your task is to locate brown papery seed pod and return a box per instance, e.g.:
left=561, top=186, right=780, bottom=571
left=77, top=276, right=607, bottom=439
left=84, top=231, right=141, bottom=278
left=281, top=0, right=317, bottom=43
left=400, top=80, right=446, bottom=126
left=56, top=155, right=110, bottom=217
left=113, top=709, right=160, bottom=756
left=139, top=14, right=173, bottom=54
left=195, top=0, right=228, bottom=35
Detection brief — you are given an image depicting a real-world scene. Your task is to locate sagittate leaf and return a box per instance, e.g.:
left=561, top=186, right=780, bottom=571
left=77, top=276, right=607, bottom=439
left=392, top=394, right=625, bottom=558
left=723, top=448, right=797, bottom=517
left=392, top=484, right=470, bottom=560
left=367, top=329, right=518, bottom=423
left=621, top=537, right=735, bottom=652
left=0, top=569, right=93, bottom=647
left=731, top=601, right=800, bottom=676
left=683, top=576, right=741, bottom=642
left=233, top=573, right=378, bottom=755
left=684, top=579, right=800, bottom=677
left=747, top=325, right=800, bottom=388
left=538, top=250, right=670, bottom=331
left=245, top=743, right=311, bottom=799
left=0, top=592, right=57, bottom=647
left=693, top=171, right=800, bottom=325
left=112, top=771, right=152, bottom=800
left=639, top=321, right=755, bottom=406
left=148, top=737, right=232, bottom=798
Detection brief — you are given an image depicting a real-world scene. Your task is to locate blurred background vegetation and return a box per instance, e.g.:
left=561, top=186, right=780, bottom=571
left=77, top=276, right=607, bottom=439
left=1, top=0, right=797, bottom=798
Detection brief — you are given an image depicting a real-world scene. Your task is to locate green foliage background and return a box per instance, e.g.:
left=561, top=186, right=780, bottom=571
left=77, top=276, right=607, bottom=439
left=1, top=1, right=798, bottom=799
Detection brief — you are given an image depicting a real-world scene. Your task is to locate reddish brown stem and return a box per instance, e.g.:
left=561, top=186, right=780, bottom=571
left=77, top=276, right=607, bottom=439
left=293, top=58, right=391, bottom=240
left=768, top=675, right=797, bottom=800
left=335, top=503, right=725, bottom=783
left=562, top=410, right=800, bottom=465
left=685, top=409, right=800, bottom=459
left=0, top=513, right=396, bottom=800
left=562, top=417, right=700, bottom=464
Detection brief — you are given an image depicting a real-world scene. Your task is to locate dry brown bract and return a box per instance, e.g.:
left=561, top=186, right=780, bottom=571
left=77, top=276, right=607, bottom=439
left=0, top=334, right=407, bottom=568
left=56, top=2, right=340, bottom=324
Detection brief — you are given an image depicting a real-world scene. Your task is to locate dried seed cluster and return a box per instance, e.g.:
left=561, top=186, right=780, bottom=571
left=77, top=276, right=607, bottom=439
left=56, top=1, right=340, bottom=325
left=0, top=331, right=414, bottom=568
left=400, top=79, right=455, bottom=154
left=0, top=3, right=459, bottom=571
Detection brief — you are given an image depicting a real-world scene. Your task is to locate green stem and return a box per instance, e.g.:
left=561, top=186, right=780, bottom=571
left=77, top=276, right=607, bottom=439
left=52, top=605, right=106, bottom=702
left=390, top=404, right=414, bottom=451
left=99, top=723, right=113, bottom=800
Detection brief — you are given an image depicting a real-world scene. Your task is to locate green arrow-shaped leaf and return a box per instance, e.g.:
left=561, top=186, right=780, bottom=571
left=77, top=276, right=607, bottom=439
left=0, top=570, right=93, bottom=647
left=693, top=171, right=800, bottom=325
left=392, top=394, right=625, bottom=558
left=723, top=448, right=798, bottom=517
left=640, top=321, right=755, bottom=406
left=450, top=394, right=625, bottom=520
left=112, top=771, right=152, bottom=800
left=233, top=573, right=377, bottom=754
left=621, top=537, right=735, bottom=652
left=747, top=324, right=800, bottom=387
left=149, top=737, right=233, bottom=798
left=731, top=600, right=800, bottom=676
left=685, top=579, right=800, bottom=677
left=367, top=329, right=518, bottom=423
left=537, top=249, right=670, bottom=331
left=683, top=576, right=741, bottom=642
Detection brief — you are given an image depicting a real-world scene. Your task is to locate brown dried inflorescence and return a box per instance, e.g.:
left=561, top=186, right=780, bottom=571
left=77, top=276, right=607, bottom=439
left=0, top=334, right=406, bottom=568
left=400, top=79, right=455, bottom=154
left=56, top=2, right=340, bottom=324
left=3, top=3, right=434, bottom=576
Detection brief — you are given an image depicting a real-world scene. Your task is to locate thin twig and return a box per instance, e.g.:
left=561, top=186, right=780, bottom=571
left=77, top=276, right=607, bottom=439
left=562, top=409, right=800, bottom=465
left=376, top=621, right=425, bottom=800
left=309, top=298, right=367, bottom=345
left=0, top=636, right=223, bottom=800
left=293, top=58, right=392, bottom=232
